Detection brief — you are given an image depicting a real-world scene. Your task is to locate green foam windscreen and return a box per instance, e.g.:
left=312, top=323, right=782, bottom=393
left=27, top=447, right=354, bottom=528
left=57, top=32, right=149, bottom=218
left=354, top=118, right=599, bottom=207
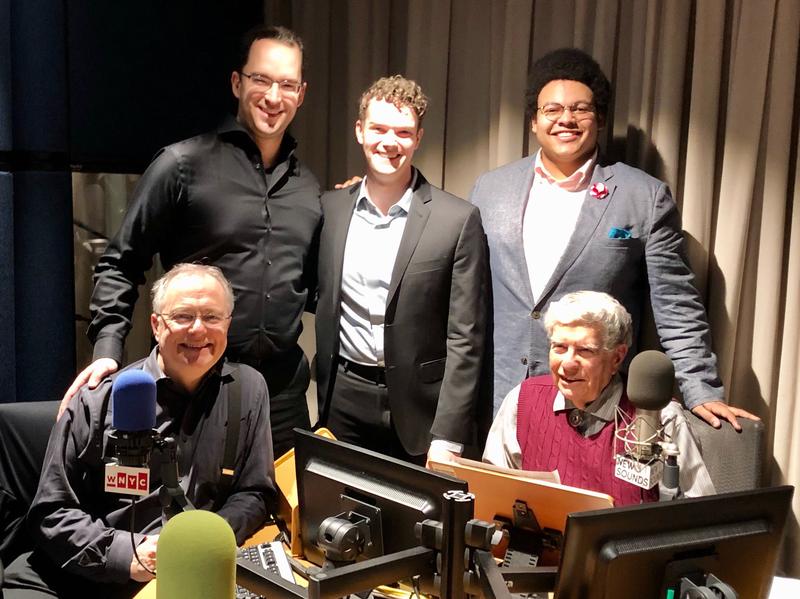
left=156, top=510, right=236, bottom=599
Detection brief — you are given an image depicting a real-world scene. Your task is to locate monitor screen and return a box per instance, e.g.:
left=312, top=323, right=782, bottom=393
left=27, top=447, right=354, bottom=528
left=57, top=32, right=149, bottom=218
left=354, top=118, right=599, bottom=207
left=554, top=485, right=793, bottom=598
left=294, top=429, right=468, bottom=567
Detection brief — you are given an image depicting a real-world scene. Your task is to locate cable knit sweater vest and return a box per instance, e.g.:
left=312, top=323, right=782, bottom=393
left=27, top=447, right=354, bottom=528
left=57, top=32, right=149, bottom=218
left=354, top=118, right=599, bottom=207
left=516, top=375, right=658, bottom=506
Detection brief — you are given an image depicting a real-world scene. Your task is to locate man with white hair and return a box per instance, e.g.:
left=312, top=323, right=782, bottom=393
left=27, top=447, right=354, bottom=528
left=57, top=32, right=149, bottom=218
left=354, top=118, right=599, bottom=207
left=483, top=290, right=713, bottom=505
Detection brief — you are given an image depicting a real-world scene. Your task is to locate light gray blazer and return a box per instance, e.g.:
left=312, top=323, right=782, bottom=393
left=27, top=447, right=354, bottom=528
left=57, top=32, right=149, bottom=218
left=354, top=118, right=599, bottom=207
left=469, top=155, right=724, bottom=413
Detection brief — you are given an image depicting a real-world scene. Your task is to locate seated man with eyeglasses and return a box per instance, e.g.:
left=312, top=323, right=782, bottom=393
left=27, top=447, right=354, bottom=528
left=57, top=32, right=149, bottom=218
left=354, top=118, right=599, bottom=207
left=2, top=264, right=276, bottom=599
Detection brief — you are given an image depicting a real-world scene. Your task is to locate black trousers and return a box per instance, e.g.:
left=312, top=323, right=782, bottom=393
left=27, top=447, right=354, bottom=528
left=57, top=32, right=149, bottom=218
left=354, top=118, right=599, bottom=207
left=325, top=363, right=425, bottom=466
left=1, top=551, right=143, bottom=599
left=230, top=345, right=312, bottom=459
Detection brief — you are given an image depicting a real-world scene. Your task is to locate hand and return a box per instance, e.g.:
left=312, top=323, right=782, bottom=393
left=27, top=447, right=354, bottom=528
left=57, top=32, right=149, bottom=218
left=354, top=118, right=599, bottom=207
left=58, top=358, right=119, bottom=420
left=334, top=175, right=363, bottom=189
left=426, top=446, right=459, bottom=469
left=130, top=534, right=159, bottom=582
left=691, top=400, right=760, bottom=431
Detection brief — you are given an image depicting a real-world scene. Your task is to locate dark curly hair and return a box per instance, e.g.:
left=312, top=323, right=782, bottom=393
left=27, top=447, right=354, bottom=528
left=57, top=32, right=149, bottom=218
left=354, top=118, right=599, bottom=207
left=526, top=48, right=611, bottom=122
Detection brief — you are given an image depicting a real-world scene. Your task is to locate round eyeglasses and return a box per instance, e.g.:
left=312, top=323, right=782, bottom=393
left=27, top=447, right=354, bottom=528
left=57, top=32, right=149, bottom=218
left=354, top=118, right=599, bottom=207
left=537, top=102, right=596, bottom=122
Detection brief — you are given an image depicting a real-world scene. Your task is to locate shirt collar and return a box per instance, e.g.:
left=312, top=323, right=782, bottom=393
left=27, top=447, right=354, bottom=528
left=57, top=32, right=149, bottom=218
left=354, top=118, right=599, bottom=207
left=217, top=114, right=298, bottom=163
left=553, top=373, right=624, bottom=436
left=356, top=168, right=418, bottom=216
left=141, top=347, right=232, bottom=391
left=534, top=148, right=598, bottom=192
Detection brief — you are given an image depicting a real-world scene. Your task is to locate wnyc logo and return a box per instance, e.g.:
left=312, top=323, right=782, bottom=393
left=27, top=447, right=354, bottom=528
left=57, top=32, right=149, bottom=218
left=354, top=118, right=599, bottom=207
left=104, top=463, right=150, bottom=497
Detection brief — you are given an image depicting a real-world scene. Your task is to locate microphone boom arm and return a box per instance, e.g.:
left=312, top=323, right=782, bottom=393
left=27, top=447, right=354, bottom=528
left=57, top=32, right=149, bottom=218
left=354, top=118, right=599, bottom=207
left=156, top=435, right=195, bottom=520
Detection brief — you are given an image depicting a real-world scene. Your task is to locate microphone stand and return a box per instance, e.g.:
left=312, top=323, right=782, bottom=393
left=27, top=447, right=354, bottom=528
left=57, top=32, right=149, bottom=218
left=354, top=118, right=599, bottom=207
left=660, top=441, right=681, bottom=500
left=156, top=435, right=195, bottom=520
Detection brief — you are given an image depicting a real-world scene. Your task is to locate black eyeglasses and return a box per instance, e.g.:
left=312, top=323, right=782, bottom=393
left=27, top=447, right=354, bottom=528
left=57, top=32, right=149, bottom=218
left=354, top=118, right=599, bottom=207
left=239, top=72, right=302, bottom=95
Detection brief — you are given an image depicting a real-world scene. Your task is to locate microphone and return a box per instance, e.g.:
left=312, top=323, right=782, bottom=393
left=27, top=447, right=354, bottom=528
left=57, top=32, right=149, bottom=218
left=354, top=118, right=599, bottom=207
left=614, top=350, right=675, bottom=491
left=104, top=370, right=157, bottom=497
left=626, top=350, right=674, bottom=460
left=157, top=510, right=237, bottom=599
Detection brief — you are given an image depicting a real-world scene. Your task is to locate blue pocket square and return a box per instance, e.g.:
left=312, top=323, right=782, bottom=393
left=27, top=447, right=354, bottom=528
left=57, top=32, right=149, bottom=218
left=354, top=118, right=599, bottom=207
left=608, top=227, right=632, bottom=239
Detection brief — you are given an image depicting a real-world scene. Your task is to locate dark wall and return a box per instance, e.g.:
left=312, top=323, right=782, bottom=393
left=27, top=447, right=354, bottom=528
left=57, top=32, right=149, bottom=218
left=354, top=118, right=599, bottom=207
left=68, top=0, right=264, bottom=172
left=1, top=0, right=264, bottom=403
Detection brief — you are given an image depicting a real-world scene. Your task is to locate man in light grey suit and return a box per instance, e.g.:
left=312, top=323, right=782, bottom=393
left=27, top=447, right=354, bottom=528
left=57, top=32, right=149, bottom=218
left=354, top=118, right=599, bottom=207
left=469, top=48, right=757, bottom=429
left=315, top=76, right=489, bottom=465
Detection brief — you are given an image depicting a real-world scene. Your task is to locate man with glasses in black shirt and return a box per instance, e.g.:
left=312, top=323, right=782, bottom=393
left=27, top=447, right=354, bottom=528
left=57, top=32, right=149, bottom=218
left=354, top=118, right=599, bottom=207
left=59, top=25, right=321, bottom=458
left=4, top=264, right=275, bottom=598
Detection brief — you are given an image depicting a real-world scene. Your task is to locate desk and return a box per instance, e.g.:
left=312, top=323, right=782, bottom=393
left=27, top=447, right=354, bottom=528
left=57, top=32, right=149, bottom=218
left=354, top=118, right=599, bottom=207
left=133, top=525, right=283, bottom=598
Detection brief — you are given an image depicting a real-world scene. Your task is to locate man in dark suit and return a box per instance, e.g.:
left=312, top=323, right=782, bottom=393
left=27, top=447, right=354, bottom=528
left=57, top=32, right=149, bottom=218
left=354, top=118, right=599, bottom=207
left=315, top=75, right=489, bottom=465
left=468, top=48, right=757, bottom=429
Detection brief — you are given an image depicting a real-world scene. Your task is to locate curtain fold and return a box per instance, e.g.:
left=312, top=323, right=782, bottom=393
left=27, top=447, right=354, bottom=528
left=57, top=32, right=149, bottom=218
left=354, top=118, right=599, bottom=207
left=267, top=0, right=800, bottom=575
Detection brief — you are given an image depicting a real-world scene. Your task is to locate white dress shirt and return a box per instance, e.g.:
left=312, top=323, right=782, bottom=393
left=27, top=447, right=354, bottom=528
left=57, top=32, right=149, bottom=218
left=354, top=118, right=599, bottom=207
left=338, top=173, right=416, bottom=366
left=522, top=150, right=597, bottom=302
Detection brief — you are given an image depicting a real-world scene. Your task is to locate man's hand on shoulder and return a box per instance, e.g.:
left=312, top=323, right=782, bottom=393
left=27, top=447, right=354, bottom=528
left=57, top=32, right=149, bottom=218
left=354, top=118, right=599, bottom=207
left=334, top=175, right=363, bottom=189
left=691, top=400, right=760, bottom=431
left=57, top=358, right=119, bottom=420
left=130, top=534, right=159, bottom=582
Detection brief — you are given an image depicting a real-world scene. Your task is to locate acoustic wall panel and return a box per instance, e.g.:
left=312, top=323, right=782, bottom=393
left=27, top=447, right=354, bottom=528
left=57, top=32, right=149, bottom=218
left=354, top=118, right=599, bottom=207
left=67, top=0, right=263, bottom=171
left=13, top=171, right=74, bottom=403
left=0, top=172, right=15, bottom=402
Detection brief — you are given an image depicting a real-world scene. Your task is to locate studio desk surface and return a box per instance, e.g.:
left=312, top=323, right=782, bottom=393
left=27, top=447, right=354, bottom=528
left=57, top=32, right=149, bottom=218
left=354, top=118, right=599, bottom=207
left=132, top=429, right=608, bottom=599
left=131, top=447, right=599, bottom=599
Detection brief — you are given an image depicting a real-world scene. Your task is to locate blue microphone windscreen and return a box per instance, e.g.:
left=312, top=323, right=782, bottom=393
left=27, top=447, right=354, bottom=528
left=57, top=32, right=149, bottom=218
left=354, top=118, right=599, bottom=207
left=111, top=369, right=156, bottom=431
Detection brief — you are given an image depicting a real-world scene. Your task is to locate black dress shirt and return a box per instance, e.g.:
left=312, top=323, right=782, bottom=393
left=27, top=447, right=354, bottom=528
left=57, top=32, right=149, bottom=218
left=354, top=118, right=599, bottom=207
left=28, top=350, right=276, bottom=584
left=89, top=116, right=322, bottom=364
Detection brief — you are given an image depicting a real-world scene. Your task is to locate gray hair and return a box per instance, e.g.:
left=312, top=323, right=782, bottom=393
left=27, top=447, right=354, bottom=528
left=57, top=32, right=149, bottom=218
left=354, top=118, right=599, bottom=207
left=150, top=263, right=234, bottom=315
left=544, top=291, right=632, bottom=349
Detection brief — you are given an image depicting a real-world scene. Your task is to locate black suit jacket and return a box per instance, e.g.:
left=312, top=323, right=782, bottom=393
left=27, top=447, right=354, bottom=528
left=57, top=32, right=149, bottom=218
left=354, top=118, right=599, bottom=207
left=315, top=171, right=489, bottom=455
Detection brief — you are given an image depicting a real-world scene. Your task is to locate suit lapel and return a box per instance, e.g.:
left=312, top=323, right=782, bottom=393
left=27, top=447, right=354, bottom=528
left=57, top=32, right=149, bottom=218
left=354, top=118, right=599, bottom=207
left=329, top=185, right=361, bottom=312
left=387, top=175, right=431, bottom=306
left=512, top=159, right=537, bottom=307
left=534, top=163, right=617, bottom=308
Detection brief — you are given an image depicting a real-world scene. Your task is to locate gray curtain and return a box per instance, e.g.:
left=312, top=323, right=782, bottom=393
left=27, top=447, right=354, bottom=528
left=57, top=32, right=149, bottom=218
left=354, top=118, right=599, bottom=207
left=267, top=0, right=800, bottom=574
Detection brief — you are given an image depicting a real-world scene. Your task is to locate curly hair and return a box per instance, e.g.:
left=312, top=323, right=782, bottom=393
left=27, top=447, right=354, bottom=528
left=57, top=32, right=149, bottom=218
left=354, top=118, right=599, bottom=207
left=526, top=48, right=611, bottom=121
left=358, top=75, right=429, bottom=125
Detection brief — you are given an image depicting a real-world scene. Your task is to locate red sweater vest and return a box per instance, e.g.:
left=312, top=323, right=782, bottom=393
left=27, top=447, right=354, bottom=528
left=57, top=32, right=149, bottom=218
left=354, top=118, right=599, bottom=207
left=516, top=375, right=658, bottom=506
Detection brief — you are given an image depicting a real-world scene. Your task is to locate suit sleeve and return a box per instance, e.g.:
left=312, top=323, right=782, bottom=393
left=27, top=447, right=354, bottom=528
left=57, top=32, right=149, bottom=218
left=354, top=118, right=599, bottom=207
left=430, top=207, right=490, bottom=442
left=645, top=183, right=724, bottom=409
left=88, top=148, right=181, bottom=363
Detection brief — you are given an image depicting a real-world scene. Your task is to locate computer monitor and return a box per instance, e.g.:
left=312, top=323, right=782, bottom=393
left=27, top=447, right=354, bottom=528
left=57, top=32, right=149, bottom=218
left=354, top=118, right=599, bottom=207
left=294, top=429, right=468, bottom=567
left=554, top=485, right=794, bottom=598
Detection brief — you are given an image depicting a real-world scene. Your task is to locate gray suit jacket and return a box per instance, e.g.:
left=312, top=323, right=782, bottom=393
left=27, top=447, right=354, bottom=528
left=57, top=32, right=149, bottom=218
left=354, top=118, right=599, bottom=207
left=315, top=171, right=490, bottom=455
left=469, top=155, right=723, bottom=413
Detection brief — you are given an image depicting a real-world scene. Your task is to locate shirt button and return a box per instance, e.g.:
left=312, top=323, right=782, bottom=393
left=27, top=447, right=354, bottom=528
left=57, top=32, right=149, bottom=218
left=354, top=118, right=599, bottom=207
left=266, top=294, right=271, bottom=300
left=531, top=310, right=541, bottom=319
left=255, top=163, right=262, bottom=170
left=267, top=260, right=272, bottom=266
